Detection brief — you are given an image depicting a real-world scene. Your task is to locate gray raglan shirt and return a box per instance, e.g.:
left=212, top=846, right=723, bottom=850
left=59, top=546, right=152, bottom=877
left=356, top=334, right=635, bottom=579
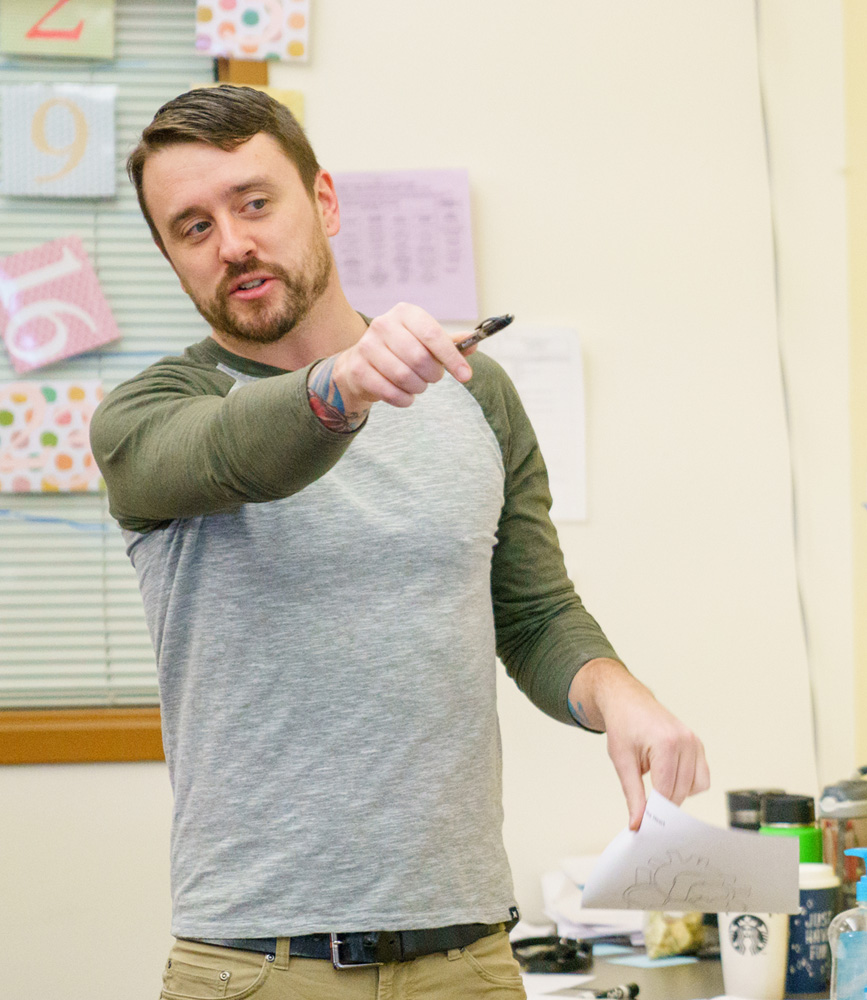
left=90, top=336, right=618, bottom=939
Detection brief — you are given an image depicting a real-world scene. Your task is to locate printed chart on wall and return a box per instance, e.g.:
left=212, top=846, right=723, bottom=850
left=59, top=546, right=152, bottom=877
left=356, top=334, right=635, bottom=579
left=330, top=169, right=478, bottom=323
left=195, top=0, right=309, bottom=62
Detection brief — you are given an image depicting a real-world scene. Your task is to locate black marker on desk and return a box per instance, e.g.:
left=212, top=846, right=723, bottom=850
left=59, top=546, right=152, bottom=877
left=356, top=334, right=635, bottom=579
left=570, top=985, right=639, bottom=999
left=455, top=313, right=514, bottom=352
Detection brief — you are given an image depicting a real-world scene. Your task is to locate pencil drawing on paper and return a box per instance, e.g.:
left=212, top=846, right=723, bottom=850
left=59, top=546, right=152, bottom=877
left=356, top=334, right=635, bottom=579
left=621, top=850, right=751, bottom=912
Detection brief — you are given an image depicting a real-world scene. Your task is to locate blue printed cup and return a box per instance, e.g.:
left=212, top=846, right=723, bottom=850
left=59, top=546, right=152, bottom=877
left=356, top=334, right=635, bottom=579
left=786, top=863, right=840, bottom=994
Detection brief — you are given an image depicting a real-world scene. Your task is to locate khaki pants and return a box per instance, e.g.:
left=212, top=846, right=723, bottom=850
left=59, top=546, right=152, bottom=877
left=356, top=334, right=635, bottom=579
left=159, top=931, right=527, bottom=999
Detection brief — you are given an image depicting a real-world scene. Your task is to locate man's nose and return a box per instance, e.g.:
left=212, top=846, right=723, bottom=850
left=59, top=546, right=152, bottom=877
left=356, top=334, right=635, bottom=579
left=217, top=218, right=256, bottom=262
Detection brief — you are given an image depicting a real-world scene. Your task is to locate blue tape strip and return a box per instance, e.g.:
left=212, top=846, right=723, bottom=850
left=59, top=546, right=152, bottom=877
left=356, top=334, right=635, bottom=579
left=0, top=509, right=107, bottom=532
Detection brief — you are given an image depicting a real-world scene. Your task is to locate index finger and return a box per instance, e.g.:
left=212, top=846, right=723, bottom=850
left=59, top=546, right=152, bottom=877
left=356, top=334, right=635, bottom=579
left=609, top=745, right=649, bottom=831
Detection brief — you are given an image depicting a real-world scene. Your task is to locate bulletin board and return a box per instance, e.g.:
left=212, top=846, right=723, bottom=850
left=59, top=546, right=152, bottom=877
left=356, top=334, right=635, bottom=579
left=0, top=0, right=215, bottom=709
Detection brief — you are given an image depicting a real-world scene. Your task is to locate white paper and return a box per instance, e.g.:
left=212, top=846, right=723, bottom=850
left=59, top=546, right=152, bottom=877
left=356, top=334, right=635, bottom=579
left=480, top=326, right=587, bottom=522
left=541, top=867, right=644, bottom=941
left=581, top=791, right=800, bottom=914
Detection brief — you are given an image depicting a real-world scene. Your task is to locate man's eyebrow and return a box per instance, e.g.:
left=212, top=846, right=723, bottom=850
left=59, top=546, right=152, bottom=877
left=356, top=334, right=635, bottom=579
left=166, top=178, right=277, bottom=237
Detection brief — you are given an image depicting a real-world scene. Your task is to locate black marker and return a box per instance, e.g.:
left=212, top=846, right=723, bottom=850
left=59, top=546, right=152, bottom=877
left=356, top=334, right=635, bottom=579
left=570, top=986, right=639, bottom=999
left=455, top=313, right=514, bottom=352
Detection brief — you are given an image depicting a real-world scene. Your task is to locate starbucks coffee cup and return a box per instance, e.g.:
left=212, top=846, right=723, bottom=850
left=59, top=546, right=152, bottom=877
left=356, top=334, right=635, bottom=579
left=718, top=911, right=790, bottom=1000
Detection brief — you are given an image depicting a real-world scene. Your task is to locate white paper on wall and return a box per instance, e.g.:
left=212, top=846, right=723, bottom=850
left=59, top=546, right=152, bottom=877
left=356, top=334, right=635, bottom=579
left=480, top=326, right=587, bottom=522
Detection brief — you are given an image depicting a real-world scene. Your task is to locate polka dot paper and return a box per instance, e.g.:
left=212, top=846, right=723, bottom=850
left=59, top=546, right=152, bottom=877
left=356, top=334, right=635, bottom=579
left=195, top=0, right=309, bottom=62
left=0, top=380, right=104, bottom=494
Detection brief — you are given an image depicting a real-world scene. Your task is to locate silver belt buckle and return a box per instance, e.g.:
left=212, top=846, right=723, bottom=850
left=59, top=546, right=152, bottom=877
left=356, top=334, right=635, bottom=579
left=330, top=933, right=383, bottom=969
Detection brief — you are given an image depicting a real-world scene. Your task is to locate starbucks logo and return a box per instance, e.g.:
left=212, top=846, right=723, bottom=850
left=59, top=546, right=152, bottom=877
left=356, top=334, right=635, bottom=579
left=729, top=914, right=770, bottom=956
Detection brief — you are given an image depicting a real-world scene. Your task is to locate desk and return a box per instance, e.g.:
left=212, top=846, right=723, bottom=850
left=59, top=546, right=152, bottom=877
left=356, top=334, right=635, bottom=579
left=542, top=952, right=829, bottom=1000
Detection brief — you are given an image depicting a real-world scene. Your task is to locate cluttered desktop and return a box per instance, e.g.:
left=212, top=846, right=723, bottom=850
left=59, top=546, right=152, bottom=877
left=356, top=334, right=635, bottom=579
left=509, top=777, right=867, bottom=1000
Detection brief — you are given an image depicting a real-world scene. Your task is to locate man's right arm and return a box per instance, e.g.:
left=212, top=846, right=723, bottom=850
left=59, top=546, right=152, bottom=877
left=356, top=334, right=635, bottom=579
left=93, top=304, right=476, bottom=530
left=90, top=361, right=355, bottom=531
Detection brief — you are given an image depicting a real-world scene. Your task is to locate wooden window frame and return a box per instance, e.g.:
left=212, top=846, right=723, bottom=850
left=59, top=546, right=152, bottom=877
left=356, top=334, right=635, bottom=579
left=0, top=707, right=164, bottom=764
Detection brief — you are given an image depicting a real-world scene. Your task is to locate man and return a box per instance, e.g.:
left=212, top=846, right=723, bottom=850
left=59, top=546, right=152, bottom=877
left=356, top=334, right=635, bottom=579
left=91, top=85, right=709, bottom=999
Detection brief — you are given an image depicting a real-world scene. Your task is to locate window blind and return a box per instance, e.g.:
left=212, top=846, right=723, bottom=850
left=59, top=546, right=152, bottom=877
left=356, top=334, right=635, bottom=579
left=0, top=0, right=213, bottom=708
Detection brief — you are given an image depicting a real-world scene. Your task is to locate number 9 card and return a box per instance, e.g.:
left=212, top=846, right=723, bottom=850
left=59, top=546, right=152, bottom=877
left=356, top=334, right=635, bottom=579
left=0, top=83, right=115, bottom=198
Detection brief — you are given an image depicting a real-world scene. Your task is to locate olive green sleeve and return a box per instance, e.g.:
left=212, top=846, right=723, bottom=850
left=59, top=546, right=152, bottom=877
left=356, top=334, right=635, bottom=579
left=465, top=353, right=620, bottom=726
left=90, top=355, right=359, bottom=533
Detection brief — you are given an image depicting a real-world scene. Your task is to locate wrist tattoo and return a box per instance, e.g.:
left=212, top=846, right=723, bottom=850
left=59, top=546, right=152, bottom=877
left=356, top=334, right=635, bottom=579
left=307, top=357, right=367, bottom=433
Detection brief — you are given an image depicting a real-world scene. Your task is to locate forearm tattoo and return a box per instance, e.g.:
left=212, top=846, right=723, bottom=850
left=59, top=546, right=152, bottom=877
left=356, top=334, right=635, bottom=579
left=307, top=357, right=368, bottom=433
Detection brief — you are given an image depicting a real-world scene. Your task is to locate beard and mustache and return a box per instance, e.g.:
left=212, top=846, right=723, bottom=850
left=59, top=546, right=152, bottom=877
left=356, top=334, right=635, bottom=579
left=185, top=225, right=333, bottom=346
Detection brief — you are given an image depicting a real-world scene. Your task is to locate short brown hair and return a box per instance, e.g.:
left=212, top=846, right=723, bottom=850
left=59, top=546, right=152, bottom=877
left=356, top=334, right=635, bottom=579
left=127, top=85, right=321, bottom=249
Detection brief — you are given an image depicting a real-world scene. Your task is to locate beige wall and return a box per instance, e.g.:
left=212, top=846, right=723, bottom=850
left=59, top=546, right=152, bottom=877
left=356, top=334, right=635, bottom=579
left=755, top=0, right=853, bottom=784
left=1, top=3, right=857, bottom=998
left=844, top=0, right=867, bottom=765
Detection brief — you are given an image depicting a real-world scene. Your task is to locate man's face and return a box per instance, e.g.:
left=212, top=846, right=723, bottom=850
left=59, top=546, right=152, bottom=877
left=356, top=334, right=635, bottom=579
left=142, top=133, right=335, bottom=346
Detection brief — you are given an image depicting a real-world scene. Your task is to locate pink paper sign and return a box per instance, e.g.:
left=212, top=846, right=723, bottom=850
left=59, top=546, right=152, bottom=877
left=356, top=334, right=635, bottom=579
left=0, top=235, right=121, bottom=374
left=329, top=169, right=479, bottom=322
left=0, top=379, right=104, bottom=493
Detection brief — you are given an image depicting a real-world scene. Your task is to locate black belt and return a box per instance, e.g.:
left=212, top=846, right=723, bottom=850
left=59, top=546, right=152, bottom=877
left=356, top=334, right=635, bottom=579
left=192, top=913, right=518, bottom=968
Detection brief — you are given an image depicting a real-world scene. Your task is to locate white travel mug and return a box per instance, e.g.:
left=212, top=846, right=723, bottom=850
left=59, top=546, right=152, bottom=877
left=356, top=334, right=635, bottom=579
left=718, top=911, right=790, bottom=1000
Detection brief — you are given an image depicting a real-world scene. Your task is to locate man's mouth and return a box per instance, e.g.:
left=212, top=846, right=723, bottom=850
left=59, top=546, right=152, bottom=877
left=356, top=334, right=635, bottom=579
left=228, top=274, right=275, bottom=300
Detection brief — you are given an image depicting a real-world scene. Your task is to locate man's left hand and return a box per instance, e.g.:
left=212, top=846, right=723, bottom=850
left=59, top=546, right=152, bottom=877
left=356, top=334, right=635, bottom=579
left=568, top=658, right=710, bottom=830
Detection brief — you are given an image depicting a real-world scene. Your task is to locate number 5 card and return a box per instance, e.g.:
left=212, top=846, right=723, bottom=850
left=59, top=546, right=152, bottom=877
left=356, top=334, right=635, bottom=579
left=0, top=235, right=121, bottom=374
left=0, top=83, right=115, bottom=198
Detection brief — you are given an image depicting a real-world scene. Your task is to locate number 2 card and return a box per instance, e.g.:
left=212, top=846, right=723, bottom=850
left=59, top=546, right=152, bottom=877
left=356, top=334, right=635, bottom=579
left=0, top=235, right=121, bottom=374
left=0, top=0, right=115, bottom=61
left=0, top=83, right=116, bottom=198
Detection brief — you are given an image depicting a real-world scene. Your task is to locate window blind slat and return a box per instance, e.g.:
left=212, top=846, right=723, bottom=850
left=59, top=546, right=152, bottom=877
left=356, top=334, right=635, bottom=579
left=0, top=0, right=213, bottom=708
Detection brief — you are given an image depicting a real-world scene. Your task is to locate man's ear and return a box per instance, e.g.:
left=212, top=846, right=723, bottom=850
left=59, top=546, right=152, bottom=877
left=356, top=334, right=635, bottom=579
left=153, top=234, right=179, bottom=275
left=153, top=232, right=170, bottom=261
left=154, top=237, right=192, bottom=298
left=314, top=170, right=340, bottom=238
